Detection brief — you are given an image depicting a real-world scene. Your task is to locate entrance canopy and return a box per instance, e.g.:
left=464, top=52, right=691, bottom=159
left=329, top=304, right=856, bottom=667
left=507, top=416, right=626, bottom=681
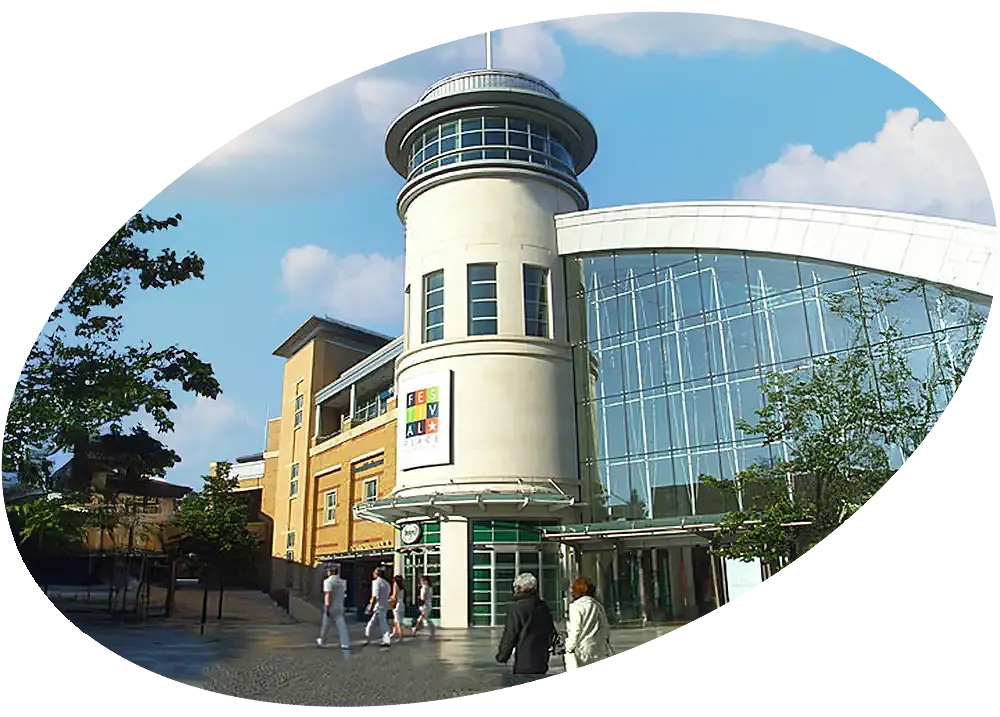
left=316, top=546, right=394, bottom=563
left=353, top=490, right=579, bottom=525
left=543, top=515, right=812, bottom=551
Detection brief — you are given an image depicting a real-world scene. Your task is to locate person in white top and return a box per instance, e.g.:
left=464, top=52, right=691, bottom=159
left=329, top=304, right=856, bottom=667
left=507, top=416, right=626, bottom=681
left=390, top=575, right=407, bottom=642
left=364, top=567, right=392, bottom=647
left=564, top=576, right=613, bottom=670
left=317, top=564, right=350, bottom=649
left=410, top=575, right=436, bottom=638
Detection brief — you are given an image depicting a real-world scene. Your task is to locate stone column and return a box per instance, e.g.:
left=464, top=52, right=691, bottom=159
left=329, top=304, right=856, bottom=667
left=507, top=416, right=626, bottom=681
left=682, top=546, right=698, bottom=620
left=439, top=516, right=469, bottom=628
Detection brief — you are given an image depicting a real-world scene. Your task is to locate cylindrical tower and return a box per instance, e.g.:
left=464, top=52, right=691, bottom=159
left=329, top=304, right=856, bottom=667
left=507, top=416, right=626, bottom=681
left=381, top=69, right=597, bottom=627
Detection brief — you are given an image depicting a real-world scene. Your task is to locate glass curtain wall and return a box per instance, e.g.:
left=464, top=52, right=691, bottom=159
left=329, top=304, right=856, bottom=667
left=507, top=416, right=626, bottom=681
left=566, top=250, right=990, bottom=521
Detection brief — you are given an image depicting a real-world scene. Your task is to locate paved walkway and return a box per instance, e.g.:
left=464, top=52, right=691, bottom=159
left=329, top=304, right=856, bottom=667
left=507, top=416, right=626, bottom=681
left=64, top=591, right=1000, bottom=712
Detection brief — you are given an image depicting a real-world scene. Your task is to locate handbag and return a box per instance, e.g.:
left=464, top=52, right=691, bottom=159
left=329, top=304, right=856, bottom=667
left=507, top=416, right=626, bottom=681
left=549, top=630, right=566, bottom=656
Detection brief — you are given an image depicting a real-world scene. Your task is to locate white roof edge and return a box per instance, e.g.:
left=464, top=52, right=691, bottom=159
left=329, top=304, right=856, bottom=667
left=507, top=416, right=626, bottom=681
left=555, top=200, right=996, bottom=298
left=555, top=201, right=997, bottom=231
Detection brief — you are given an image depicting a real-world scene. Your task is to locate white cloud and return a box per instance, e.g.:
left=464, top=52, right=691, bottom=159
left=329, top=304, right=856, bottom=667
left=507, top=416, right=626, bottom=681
left=551, top=12, right=835, bottom=56
left=280, top=245, right=404, bottom=328
left=734, top=108, right=995, bottom=225
left=165, top=14, right=839, bottom=201
left=130, top=395, right=258, bottom=487
left=158, top=28, right=546, bottom=201
left=353, top=77, right=423, bottom=126
left=495, top=23, right=566, bottom=85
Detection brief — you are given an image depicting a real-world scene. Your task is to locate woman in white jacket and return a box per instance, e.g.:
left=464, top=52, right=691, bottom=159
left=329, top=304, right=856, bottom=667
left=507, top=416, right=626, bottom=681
left=564, top=576, right=613, bottom=670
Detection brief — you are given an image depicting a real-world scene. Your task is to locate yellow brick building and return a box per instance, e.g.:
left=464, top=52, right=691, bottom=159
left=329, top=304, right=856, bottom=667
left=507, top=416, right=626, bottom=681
left=231, top=317, right=402, bottom=612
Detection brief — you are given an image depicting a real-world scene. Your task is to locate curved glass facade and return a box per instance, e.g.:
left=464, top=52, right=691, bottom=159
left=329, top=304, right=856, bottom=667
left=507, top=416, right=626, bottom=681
left=406, top=114, right=575, bottom=180
left=566, top=250, right=991, bottom=522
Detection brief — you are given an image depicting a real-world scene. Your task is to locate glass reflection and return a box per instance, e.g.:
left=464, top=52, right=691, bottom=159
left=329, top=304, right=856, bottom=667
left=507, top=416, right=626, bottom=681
left=568, top=249, right=991, bottom=520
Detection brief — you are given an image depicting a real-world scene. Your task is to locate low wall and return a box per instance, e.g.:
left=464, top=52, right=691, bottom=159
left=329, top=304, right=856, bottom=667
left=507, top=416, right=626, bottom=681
left=288, top=593, right=322, bottom=625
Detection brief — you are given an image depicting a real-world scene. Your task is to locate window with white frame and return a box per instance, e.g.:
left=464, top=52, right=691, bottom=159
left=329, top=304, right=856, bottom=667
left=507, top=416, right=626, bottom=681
left=468, top=263, right=498, bottom=335
left=324, top=490, right=337, bottom=524
left=289, top=463, right=300, bottom=497
left=423, top=270, right=444, bottom=342
left=285, top=531, right=295, bottom=560
left=523, top=265, right=550, bottom=338
left=294, top=394, right=304, bottom=427
left=363, top=477, right=378, bottom=501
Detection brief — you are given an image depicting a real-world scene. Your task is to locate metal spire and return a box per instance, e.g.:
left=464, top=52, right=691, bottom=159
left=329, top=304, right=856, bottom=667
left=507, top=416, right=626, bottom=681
left=485, top=30, right=492, bottom=69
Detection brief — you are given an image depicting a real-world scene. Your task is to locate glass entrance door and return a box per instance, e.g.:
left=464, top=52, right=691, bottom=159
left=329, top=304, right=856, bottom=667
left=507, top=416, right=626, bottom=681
left=471, top=546, right=561, bottom=626
left=402, top=548, right=440, bottom=620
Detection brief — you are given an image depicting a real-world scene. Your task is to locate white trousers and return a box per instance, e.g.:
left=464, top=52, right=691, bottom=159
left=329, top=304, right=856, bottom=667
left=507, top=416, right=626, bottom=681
left=564, top=652, right=579, bottom=670
left=417, top=605, right=436, bottom=635
left=563, top=652, right=587, bottom=674
left=365, top=608, right=391, bottom=644
left=319, top=610, right=350, bottom=648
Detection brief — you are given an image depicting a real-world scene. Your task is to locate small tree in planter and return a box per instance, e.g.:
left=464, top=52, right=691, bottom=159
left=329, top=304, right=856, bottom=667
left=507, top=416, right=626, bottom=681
left=172, top=462, right=259, bottom=633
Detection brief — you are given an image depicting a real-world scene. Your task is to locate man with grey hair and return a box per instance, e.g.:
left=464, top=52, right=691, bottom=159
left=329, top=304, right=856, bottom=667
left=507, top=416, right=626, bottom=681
left=495, top=572, right=556, bottom=679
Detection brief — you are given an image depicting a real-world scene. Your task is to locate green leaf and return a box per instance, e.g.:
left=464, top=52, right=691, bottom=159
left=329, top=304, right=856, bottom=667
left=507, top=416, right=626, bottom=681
left=703, top=276, right=979, bottom=570
left=4, top=211, right=220, bottom=489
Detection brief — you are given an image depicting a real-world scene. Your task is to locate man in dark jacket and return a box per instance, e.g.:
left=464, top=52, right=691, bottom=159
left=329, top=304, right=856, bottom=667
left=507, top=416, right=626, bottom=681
left=495, top=572, right=555, bottom=678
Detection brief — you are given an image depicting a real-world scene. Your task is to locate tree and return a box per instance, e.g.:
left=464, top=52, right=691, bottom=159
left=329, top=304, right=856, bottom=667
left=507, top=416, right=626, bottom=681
left=6, top=491, right=90, bottom=594
left=703, top=277, right=986, bottom=569
left=7, top=493, right=88, bottom=551
left=3, top=211, right=221, bottom=490
left=172, top=462, right=259, bottom=631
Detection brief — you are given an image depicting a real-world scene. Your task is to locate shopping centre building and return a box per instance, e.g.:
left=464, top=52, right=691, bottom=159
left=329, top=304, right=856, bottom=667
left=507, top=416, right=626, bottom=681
left=241, top=68, right=995, bottom=628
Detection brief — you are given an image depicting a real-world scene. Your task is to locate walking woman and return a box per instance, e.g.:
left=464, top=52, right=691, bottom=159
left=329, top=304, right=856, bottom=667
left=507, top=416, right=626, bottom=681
left=564, top=576, right=613, bottom=670
left=390, top=574, right=407, bottom=642
left=411, top=575, right=436, bottom=638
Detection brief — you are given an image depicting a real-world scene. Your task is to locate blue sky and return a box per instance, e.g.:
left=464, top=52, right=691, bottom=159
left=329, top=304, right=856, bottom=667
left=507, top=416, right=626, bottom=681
left=113, top=13, right=990, bottom=488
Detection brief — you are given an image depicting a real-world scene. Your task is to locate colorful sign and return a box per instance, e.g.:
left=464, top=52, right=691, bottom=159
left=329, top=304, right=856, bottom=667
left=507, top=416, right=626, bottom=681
left=398, top=370, right=452, bottom=470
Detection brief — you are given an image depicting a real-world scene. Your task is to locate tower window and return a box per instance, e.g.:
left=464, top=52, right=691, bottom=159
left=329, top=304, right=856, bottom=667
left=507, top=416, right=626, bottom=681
left=468, top=263, right=498, bottom=336
left=407, top=114, right=576, bottom=180
left=423, top=270, right=445, bottom=343
left=524, top=265, right=550, bottom=338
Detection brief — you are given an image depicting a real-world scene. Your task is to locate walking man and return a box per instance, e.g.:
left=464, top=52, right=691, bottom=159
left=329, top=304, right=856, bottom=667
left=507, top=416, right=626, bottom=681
left=317, top=564, right=350, bottom=649
left=364, top=566, right=392, bottom=647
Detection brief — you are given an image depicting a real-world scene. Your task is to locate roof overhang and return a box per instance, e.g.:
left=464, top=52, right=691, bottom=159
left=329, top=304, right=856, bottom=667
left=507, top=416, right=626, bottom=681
left=543, top=516, right=813, bottom=548
left=315, top=336, right=403, bottom=406
left=353, top=491, right=580, bottom=526
left=316, top=546, right=395, bottom=563
left=556, top=201, right=996, bottom=300
left=385, top=81, right=597, bottom=178
left=272, top=316, right=393, bottom=359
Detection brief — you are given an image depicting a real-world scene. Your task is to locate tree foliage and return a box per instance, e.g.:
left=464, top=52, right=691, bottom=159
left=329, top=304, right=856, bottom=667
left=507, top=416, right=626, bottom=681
left=703, top=277, right=987, bottom=568
left=6, top=493, right=89, bottom=550
left=3, top=212, right=221, bottom=489
left=172, top=462, right=259, bottom=579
